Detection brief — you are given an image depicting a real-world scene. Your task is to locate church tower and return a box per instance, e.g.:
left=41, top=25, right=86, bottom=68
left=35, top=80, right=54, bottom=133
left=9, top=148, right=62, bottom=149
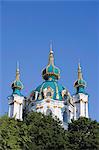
left=73, top=63, right=89, bottom=119
left=27, top=45, right=73, bottom=124
left=8, top=62, right=24, bottom=120
left=7, top=44, right=90, bottom=128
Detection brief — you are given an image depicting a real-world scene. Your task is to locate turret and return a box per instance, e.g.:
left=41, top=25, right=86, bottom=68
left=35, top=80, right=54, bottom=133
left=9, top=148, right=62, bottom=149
left=42, top=43, right=60, bottom=81
left=74, top=63, right=86, bottom=94
left=73, top=63, right=89, bottom=119
left=8, top=62, right=24, bottom=120
left=11, top=62, right=23, bottom=95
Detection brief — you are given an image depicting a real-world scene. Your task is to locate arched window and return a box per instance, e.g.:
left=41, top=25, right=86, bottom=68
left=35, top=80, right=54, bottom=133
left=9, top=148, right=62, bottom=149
left=41, top=92, right=44, bottom=99
left=64, top=94, right=67, bottom=99
left=32, top=94, right=35, bottom=100
left=46, top=109, right=52, bottom=116
left=63, top=110, right=68, bottom=123
left=46, top=92, right=52, bottom=97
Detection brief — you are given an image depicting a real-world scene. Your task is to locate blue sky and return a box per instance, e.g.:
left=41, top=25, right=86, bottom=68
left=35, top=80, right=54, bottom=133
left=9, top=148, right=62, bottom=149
left=1, top=1, right=99, bottom=121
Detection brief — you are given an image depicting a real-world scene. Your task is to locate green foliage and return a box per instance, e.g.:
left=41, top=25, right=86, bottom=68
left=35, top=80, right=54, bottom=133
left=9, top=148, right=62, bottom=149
left=0, top=113, right=68, bottom=150
left=0, top=115, right=29, bottom=150
left=0, top=115, right=21, bottom=150
left=0, top=114, right=99, bottom=150
left=24, top=112, right=68, bottom=150
left=67, top=117, right=99, bottom=150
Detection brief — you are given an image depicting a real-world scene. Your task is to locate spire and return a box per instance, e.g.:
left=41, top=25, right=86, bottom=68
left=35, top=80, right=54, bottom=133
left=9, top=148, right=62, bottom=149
left=42, top=43, right=60, bottom=80
left=16, top=61, right=20, bottom=81
left=78, top=62, right=83, bottom=80
left=74, top=62, right=86, bottom=93
left=48, top=41, right=54, bottom=65
left=11, top=61, right=23, bottom=96
left=50, top=41, right=53, bottom=53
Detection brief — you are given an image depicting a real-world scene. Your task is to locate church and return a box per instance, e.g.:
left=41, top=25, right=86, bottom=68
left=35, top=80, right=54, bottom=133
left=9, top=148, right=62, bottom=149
left=8, top=45, right=89, bottom=128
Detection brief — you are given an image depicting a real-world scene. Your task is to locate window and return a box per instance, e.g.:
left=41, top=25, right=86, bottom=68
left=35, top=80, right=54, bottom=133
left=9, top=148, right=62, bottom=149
left=69, top=110, right=71, bottom=122
left=46, top=109, right=52, bottom=116
left=64, top=94, right=67, bottom=99
left=32, top=94, right=35, bottom=100
left=63, top=110, right=68, bottom=123
left=41, top=92, right=44, bottom=99
left=10, top=104, right=14, bottom=117
left=46, top=92, right=52, bottom=97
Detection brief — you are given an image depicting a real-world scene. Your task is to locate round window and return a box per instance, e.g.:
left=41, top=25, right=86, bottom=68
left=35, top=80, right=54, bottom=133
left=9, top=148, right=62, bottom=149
left=46, top=92, right=52, bottom=97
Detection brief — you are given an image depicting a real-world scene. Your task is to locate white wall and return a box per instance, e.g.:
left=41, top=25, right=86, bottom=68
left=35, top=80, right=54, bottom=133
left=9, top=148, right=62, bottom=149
left=8, top=94, right=24, bottom=120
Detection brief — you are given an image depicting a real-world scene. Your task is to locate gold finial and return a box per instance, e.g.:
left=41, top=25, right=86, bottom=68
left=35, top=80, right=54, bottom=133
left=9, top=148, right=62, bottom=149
left=78, top=62, right=83, bottom=80
left=16, top=61, right=20, bottom=80
left=48, top=41, right=54, bottom=65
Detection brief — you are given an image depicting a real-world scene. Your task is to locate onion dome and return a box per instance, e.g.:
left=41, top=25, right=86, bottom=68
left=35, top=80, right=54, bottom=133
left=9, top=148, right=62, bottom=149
left=30, top=44, right=70, bottom=101
left=11, top=62, right=23, bottom=96
left=35, top=80, right=66, bottom=101
left=42, top=44, right=60, bottom=80
left=74, top=63, right=86, bottom=93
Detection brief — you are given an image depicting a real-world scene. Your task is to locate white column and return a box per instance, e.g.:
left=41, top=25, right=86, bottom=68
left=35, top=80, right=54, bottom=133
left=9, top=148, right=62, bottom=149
left=80, top=100, right=82, bottom=116
left=74, top=105, right=76, bottom=120
left=86, top=102, right=88, bottom=118
left=35, top=91, right=38, bottom=100
left=8, top=105, right=11, bottom=117
left=14, top=102, right=19, bottom=119
left=20, top=104, right=23, bottom=120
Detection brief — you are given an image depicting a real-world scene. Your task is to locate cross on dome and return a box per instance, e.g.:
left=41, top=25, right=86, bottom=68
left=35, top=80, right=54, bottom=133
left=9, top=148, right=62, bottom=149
left=78, top=62, right=83, bottom=80
left=16, top=61, right=20, bottom=81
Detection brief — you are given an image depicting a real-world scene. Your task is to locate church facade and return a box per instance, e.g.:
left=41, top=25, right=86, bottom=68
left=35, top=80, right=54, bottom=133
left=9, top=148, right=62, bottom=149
left=8, top=46, right=89, bottom=128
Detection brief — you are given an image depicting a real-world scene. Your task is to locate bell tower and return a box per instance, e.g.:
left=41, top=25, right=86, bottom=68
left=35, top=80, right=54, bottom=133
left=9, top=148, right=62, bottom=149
left=73, top=63, right=89, bottom=119
left=8, top=62, right=24, bottom=120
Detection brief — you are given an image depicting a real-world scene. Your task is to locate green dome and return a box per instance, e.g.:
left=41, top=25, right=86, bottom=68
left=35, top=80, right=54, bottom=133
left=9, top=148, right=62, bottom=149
left=11, top=62, right=24, bottom=96
left=78, top=79, right=86, bottom=85
left=42, top=64, right=60, bottom=80
left=42, top=47, right=60, bottom=80
left=34, top=80, right=66, bottom=101
left=11, top=80, right=23, bottom=90
left=31, top=46, right=66, bottom=101
left=74, top=79, right=86, bottom=88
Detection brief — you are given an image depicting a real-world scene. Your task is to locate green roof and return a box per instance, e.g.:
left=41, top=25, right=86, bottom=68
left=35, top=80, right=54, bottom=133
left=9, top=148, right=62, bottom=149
left=35, top=80, right=66, bottom=101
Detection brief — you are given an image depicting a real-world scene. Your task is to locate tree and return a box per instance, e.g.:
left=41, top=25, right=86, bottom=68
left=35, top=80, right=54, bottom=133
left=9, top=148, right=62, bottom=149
left=0, top=115, right=30, bottom=150
left=0, top=113, right=68, bottom=150
left=0, top=114, right=99, bottom=150
left=24, top=112, right=68, bottom=150
left=0, top=115, right=21, bottom=149
left=67, top=117, right=99, bottom=150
